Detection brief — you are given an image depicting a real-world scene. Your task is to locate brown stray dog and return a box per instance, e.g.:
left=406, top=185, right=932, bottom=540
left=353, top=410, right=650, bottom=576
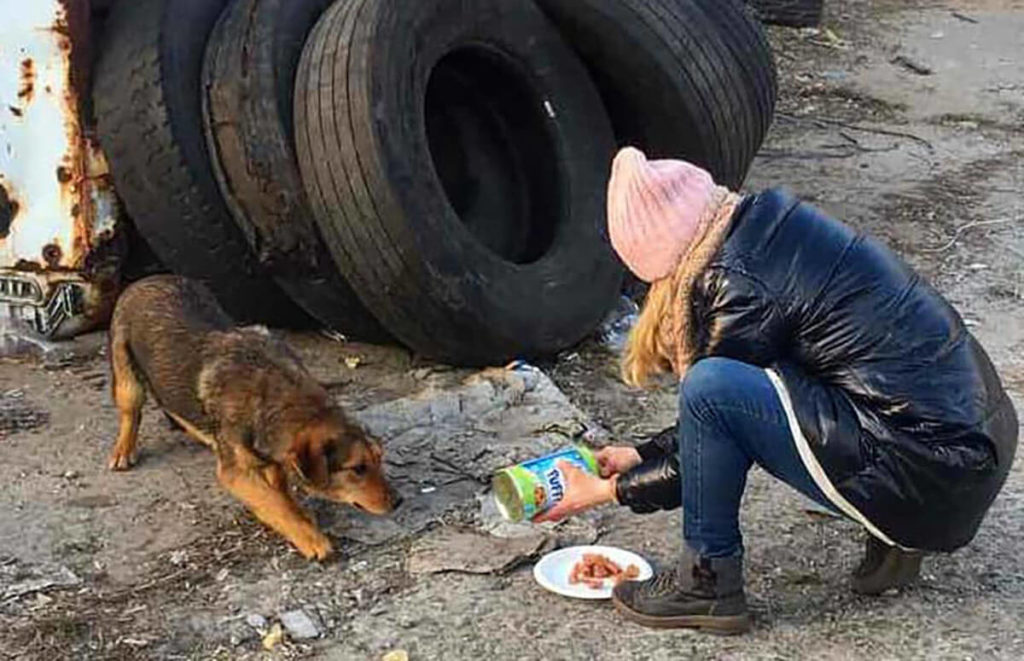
left=107, top=275, right=399, bottom=560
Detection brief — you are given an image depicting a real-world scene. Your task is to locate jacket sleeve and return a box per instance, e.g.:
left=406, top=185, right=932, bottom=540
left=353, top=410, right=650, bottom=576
left=635, top=422, right=679, bottom=461
left=615, top=453, right=681, bottom=513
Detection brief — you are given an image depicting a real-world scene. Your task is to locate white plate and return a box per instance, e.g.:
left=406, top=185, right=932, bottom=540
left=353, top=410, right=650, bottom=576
left=533, top=545, right=653, bottom=600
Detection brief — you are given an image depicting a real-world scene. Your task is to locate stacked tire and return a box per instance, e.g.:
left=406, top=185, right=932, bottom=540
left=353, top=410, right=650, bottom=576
left=94, top=0, right=777, bottom=366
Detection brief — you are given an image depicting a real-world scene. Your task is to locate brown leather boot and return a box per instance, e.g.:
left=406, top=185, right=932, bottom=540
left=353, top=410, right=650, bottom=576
left=852, top=535, right=924, bottom=595
left=612, top=546, right=751, bottom=635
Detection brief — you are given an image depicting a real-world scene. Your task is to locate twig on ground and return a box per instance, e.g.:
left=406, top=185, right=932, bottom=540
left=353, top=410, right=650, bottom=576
left=776, top=112, right=935, bottom=151
left=951, top=11, right=979, bottom=24
left=110, top=568, right=191, bottom=599
left=891, top=55, right=933, bottom=76
left=919, top=218, right=1014, bottom=253
left=758, top=143, right=899, bottom=160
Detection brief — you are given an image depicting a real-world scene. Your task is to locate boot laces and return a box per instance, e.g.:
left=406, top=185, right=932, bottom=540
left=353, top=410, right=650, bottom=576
left=645, top=567, right=681, bottom=597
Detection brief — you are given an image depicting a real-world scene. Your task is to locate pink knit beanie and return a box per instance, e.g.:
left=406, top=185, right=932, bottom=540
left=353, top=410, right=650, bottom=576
left=607, top=147, right=722, bottom=283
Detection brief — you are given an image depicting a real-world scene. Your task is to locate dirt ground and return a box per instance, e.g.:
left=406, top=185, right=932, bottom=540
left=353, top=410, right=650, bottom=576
left=1, top=1, right=1022, bottom=659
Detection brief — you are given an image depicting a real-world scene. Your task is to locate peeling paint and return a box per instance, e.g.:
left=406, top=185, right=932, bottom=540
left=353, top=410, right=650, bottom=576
left=17, top=59, right=34, bottom=103
left=0, top=0, right=123, bottom=338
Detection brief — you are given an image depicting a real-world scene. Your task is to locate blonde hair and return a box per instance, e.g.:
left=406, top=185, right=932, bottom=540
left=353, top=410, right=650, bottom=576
left=621, top=278, right=676, bottom=388
left=620, top=191, right=745, bottom=389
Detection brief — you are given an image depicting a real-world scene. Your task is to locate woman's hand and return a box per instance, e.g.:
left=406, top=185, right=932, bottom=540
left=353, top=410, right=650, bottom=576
left=595, top=445, right=643, bottom=478
left=533, top=461, right=618, bottom=523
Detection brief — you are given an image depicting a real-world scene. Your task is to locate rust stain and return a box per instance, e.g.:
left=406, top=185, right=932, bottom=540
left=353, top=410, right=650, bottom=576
left=48, top=0, right=99, bottom=270
left=13, top=259, right=42, bottom=273
left=56, top=0, right=91, bottom=106
left=18, top=58, right=34, bottom=103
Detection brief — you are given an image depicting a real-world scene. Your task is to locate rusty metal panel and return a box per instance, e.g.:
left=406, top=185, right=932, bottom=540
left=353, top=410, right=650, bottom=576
left=0, top=0, right=122, bottom=338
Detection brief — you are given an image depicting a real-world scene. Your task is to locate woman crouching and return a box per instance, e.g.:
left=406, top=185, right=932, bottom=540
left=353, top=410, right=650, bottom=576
left=541, top=147, right=1018, bottom=634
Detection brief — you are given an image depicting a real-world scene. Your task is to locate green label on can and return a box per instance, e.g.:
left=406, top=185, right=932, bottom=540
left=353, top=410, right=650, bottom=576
left=492, top=445, right=598, bottom=522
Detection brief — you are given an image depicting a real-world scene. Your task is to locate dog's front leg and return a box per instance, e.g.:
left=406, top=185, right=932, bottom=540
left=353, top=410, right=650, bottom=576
left=214, top=439, right=333, bottom=561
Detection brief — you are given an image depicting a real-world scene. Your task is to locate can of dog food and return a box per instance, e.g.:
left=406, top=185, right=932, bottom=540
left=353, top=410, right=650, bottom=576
left=492, top=445, right=599, bottom=522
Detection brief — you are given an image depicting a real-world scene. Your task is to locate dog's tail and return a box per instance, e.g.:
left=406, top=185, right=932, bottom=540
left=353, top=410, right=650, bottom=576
left=108, top=312, right=143, bottom=405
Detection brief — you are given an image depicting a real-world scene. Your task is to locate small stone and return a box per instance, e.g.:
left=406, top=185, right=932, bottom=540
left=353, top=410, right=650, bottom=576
left=245, top=613, right=267, bottom=630
left=62, top=470, right=79, bottom=480
left=226, top=622, right=255, bottom=647
left=382, top=651, right=409, bottom=661
left=279, top=609, right=320, bottom=640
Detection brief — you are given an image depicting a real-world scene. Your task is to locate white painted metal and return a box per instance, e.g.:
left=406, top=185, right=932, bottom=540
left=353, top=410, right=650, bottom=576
left=0, top=0, right=121, bottom=339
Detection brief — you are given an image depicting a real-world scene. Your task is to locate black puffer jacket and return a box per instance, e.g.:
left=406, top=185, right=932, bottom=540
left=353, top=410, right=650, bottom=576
left=615, top=189, right=1018, bottom=552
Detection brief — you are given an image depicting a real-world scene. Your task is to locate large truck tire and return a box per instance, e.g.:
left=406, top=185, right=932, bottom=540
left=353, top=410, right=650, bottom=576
left=93, top=0, right=302, bottom=324
left=202, top=0, right=388, bottom=339
left=534, top=0, right=778, bottom=189
left=295, top=0, right=621, bottom=365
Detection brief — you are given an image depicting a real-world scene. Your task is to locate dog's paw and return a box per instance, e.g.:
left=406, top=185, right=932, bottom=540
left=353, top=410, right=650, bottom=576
left=107, top=448, right=137, bottom=471
left=294, top=530, right=334, bottom=561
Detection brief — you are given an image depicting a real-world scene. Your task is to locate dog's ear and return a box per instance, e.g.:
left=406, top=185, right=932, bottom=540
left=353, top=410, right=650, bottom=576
left=288, top=430, right=330, bottom=489
left=366, top=436, right=383, bottom=463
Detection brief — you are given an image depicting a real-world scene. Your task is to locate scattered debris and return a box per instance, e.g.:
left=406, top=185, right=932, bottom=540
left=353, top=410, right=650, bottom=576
left=776, top=112, right=935, bottom=151
left=320, top=329, right=348, bottom=343
left=0, top=319, right=61, bottom=359
left=803, top=500, right=843, bottom=519
left=951, top=11, right=979, bottom=24
left=261, top=623, right=284, bottom=650
left=407, top=527, right=547, bottom=576
left=801, top=26, right=848, bottom=50
left=920, top=218, right=1014, bottom=253
left=119, top=637, right=150, bottom=648
left=0, top=388, right=49, bottom=437
left=344, top=355, right=363, bottom=369
left=891, top=55, right=933, bottom=76
left=595, top=296, right=639, bottom=353
left=279, top=609, right=320, bottom=640
left=245, top=613, right=268, bottom=630
left=382, top=651, right=409, bottom=661
left=2, top=565, right=80, bottom=601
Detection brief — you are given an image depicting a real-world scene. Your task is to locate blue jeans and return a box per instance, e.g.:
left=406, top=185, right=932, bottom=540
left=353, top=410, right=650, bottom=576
left=680, top=357, right=839, bottom=558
